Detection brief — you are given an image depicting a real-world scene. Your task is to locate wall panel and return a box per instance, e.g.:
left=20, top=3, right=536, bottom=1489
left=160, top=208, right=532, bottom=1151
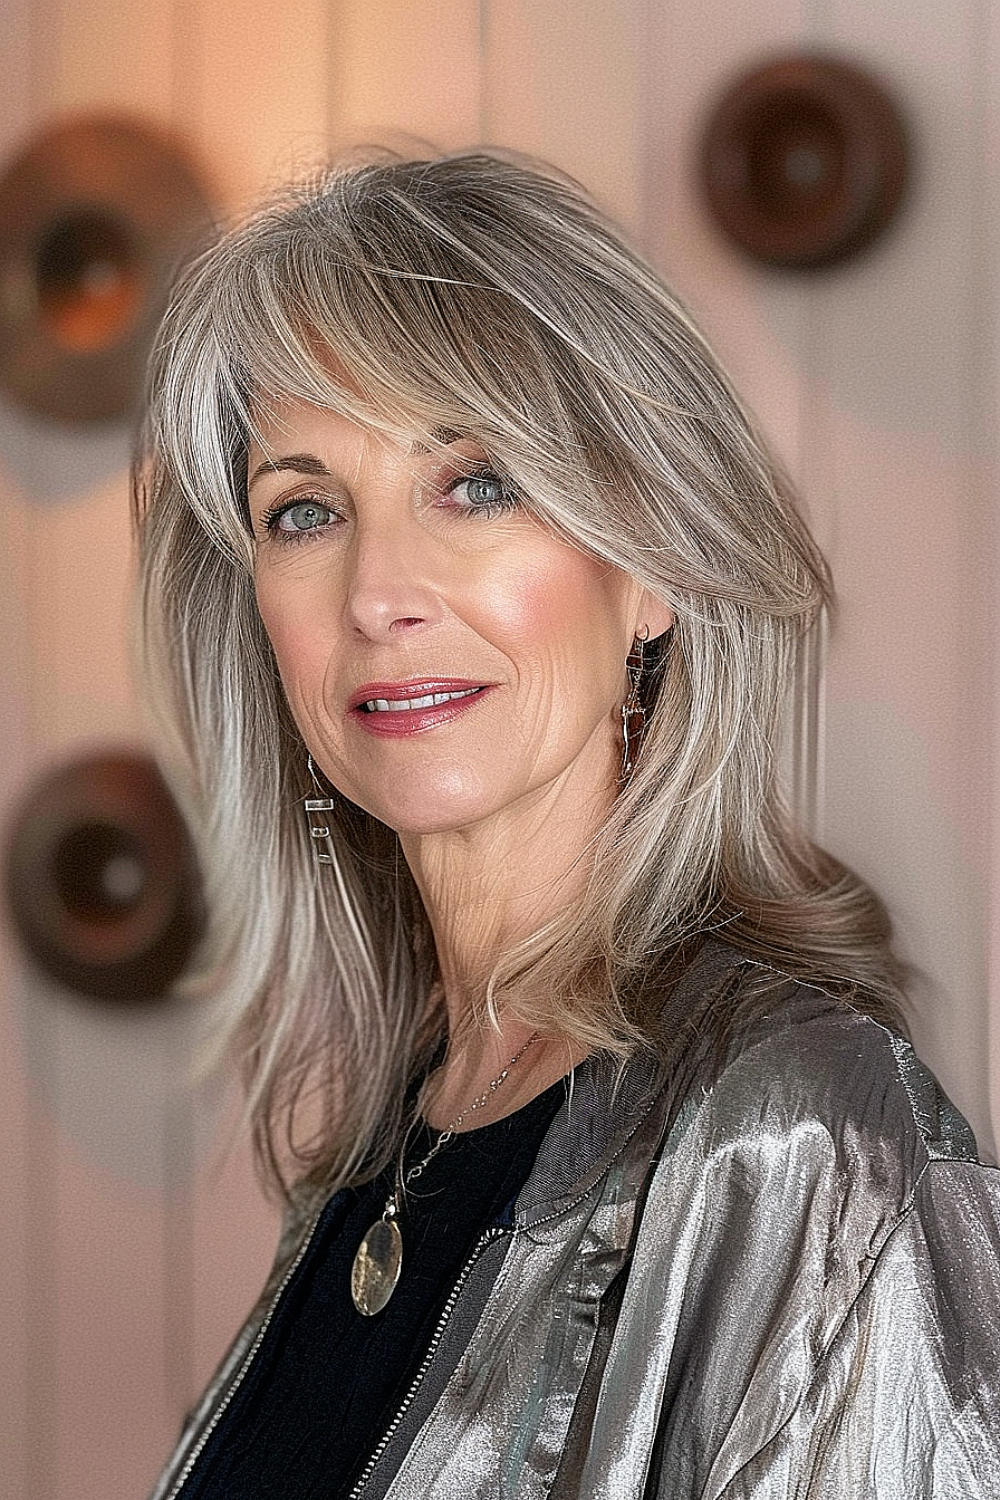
left=0, top=3, right=998, bottom=1497
left=328, top=0, right=482, bottom=153
left=16, top=0, right=199, bottom=1482
left=0, top=3, right=62, bottom=1498
left=641, top=0, right=997, bottom=1151
left=50, top=0, right=175, bottom=119
left=794, top=0, right=995, bottom=1148
left=638, top=0, right=814, bottom=473
left=984, top=3, right=1000, bottom=1154
left=52, top=1140, right=176, bottom=1497
left=22, top=484, right=137, bottom=753
left=194, top=0, right=331, bottom=202
left=486, top=0, right=645, bottom=229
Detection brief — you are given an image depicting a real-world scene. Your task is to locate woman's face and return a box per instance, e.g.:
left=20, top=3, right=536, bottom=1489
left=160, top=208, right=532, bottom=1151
left=249, top=400, right=672, bottom=839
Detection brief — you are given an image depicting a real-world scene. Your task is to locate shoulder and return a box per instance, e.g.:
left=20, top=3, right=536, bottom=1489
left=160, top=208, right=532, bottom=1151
left=629, top=949, right=1000, bottom=1493
left=637, top=942, right=994, bottom=1320
left=668, top=944, right=979, bottom=1187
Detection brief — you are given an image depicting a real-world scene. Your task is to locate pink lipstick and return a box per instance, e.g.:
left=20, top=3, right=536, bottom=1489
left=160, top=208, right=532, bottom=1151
left=348, top=679, right=492, bottom=738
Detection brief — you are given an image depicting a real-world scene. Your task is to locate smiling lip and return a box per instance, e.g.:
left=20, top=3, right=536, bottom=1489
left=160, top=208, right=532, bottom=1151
left=348, top=679, right=492, bottom=737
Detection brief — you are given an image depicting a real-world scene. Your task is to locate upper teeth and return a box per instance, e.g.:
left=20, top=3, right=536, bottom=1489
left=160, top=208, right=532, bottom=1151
left=363, top=688, right=479, bottom=712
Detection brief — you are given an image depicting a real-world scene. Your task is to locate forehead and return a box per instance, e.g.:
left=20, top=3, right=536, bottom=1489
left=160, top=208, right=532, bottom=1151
left=246, top=398, right=479, bottom=481
left=249, top=397, right=367, bottom=451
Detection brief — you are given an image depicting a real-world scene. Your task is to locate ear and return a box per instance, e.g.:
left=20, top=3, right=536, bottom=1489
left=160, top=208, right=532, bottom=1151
left=633, top=590, right=675, bottom=643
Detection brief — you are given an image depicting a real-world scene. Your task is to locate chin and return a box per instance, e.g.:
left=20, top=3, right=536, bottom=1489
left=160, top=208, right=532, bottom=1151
left=349, top=771, right=505, bottom=839
left=369, top=805, right=499, bottom=840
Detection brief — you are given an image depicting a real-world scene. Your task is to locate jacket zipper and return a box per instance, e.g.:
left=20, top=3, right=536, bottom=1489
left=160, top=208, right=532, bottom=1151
left=347, top=1223, right=509, bottom=1500
left=347, top=1178, right=634, bottom=1497
left=161, top=1208, right=325, bottom=1500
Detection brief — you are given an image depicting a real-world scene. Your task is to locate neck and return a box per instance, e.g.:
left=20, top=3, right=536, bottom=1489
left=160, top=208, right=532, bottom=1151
left=400, top=768, right=611, bottom=1126
left=402, top=784, right=607, bottom=1022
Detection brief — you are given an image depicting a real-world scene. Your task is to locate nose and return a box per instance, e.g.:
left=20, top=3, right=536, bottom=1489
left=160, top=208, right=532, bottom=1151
left=341, top=520, right=440, bottom=641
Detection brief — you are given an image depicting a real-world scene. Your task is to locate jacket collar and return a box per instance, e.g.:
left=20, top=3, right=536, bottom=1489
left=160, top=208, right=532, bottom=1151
left=514, top=939, right=746, bottom=1225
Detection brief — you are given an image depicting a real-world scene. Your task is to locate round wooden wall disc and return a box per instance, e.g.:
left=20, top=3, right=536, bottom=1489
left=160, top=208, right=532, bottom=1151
left=699, top=54, right=910, bottom=269
left=4, top=751, right=204, bottom=1002
left=0, top=113, right=213, bottom=423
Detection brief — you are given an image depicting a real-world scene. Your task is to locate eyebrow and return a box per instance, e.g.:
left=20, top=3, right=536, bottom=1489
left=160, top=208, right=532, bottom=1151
left=247, top=429, right=472, bottom=490
left=410, top=426, right=465, bottom=454
left=247, top=454, right=331, bottom=490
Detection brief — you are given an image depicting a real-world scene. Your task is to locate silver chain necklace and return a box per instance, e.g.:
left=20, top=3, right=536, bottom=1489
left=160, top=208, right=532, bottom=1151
left=350, top=1032, right=540, bottom=1316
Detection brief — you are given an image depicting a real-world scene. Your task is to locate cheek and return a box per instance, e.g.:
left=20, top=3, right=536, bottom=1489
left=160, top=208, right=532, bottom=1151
left=254, top=578, right=328, bottom=712
left=479, top=550, right=630, bottom=706
left=483, top=549, right=606, bottom=635
left=254, top=583, right=291, bottom=676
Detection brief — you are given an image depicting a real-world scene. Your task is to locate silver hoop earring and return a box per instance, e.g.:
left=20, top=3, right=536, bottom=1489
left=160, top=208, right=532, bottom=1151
left=619, top=629, right=649, bottom=784
left=304, top=754, right=336, bottom=865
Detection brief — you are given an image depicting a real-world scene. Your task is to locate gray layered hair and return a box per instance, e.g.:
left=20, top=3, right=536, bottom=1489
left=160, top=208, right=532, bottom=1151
left=134, top=151, right=901, bottom=1198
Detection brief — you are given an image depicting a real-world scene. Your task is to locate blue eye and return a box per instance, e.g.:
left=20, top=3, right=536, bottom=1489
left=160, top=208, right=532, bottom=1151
left=270, top=500, right=336, bottom=535
left=450, top=471, right=518, bottom=515
left=466, top=476, right=505, bottom=507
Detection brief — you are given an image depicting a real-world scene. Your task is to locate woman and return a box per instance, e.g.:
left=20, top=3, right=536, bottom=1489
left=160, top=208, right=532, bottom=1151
left=137, top=152, right=1000, bottom=1498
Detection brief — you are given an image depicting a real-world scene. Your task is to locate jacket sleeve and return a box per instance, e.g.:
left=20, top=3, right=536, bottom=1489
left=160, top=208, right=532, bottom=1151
left=700, top=1155, right=1000, bottom=1498
left=601, top=1010, right=1000, bottom=1499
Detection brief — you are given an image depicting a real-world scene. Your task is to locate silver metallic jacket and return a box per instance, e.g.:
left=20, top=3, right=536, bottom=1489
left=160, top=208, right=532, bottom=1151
left=152, top=944, right=1000, bottom=1498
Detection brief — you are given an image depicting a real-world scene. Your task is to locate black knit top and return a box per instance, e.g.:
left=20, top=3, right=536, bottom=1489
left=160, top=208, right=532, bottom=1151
left=182, top=1078, right=568, bottom=1498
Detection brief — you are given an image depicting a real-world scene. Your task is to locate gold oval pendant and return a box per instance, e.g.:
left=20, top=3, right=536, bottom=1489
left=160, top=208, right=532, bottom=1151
left=351, top=1217, right=403, bottom=1316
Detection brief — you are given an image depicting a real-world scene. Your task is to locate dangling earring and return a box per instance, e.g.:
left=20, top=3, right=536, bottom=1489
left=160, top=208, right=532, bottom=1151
left=620, top=627, right=649, bottom=784
left=304, top=754, right=336, bottom=864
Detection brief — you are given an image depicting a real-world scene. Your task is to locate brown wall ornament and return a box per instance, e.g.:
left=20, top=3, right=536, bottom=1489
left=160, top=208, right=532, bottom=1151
left=698, top=54, right=910, bottom=270
left=0, top=113, right=214, bottom=423
left=4, top=751, right=204, bottom=1002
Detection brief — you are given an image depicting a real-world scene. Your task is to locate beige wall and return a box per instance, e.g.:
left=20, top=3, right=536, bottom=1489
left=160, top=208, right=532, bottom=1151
left=0, top=2, right=997, bottom=1496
